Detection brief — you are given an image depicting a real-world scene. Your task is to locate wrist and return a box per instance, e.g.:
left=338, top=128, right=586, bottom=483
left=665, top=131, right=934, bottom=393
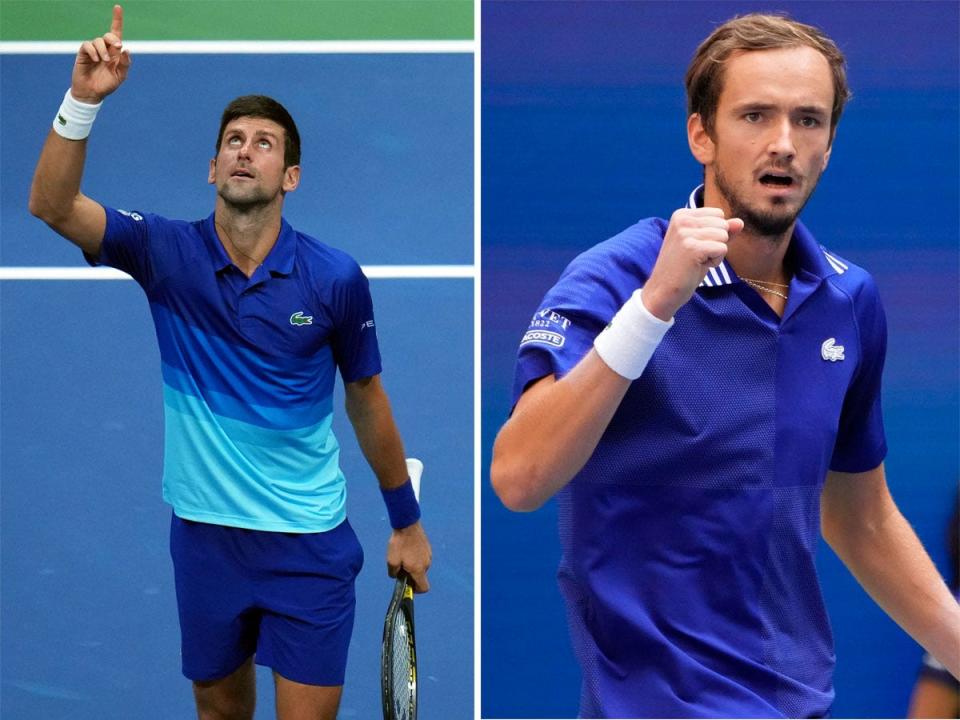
left=53, top=88, right=102, bottom=140
left=69, top=88, right=103, bottom=105
left=380, top=478, right=421, bottom=530
left=638, top=283, right=678, bottom=322
left=593, top=288, right=674, bottom=380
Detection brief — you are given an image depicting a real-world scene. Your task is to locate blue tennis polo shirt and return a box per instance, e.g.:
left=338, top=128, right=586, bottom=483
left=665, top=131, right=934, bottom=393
left=90, top=207, right=382, bottom=532
left=512, top=187, right=888, bottom=718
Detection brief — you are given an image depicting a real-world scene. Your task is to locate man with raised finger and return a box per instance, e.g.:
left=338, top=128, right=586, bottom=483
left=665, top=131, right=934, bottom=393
left=491, top=12, right=959, bottom=718
left=29, top=6, right=432, bottom=719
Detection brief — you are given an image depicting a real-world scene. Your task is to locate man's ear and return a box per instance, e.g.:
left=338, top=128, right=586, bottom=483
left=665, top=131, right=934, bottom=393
left=283, top=165, right=301, bottom=193
left=687, top=113, right=715, bottom=166
left=208, top=158, right=216, bottom=185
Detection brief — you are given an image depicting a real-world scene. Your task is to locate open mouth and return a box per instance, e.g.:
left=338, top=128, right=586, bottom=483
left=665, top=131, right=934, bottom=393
left=231, top=169, right=254, bottom=178
left=759, top=174, right=794, bottom=187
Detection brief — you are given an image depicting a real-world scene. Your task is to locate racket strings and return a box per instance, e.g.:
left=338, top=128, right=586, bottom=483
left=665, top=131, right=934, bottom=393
left=391, top=613, right=414, bottom=714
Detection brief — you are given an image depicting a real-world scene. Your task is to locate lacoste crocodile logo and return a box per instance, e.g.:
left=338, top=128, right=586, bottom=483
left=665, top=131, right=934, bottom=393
left=821, top=338, right=845, bottom=362
left=289, top=312, right=313, bottom=326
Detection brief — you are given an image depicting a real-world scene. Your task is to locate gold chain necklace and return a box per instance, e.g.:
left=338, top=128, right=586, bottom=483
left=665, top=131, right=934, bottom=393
left=741, top=277, right=789, bottom=300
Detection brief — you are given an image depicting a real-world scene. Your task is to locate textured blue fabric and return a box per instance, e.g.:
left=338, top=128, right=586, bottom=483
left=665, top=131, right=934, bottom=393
left=512, top=188, right=887, bottom=718
left=91, top=208, right=382, bottom=531
left=170, top=513, right=363, bottom=684
left=380, top=478, right=422, bottom=529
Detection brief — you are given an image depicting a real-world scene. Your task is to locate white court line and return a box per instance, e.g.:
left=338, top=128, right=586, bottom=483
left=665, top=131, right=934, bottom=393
left=0, top=40, right=475, bottom=54
left=0, top=265, right=474, bottom=281
left=472, top=0, right=483, bottom=716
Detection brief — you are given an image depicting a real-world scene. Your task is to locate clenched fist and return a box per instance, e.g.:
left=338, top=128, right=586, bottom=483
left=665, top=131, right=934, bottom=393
left=642, top=207, right=743, bottom=321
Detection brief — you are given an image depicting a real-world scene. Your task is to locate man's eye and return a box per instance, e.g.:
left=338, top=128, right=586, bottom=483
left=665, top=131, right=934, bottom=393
left=228, top=137, right=242, bottom=145
left=258, top=140, right=271, bottom=149
left=744, top=112, right=762, bottom=123
left=799, top=116, right=822, bottom=128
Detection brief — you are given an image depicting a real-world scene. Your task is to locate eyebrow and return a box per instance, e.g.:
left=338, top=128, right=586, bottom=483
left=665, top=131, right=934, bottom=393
left=795, top=105, right=829, bottom=116
left=731, top=102, right=829, bottom=116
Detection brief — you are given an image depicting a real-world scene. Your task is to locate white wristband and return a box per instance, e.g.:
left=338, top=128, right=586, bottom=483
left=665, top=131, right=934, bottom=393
left=52, top=89, right=102, bottom=140
left=593, top=288, right=674, bottom=380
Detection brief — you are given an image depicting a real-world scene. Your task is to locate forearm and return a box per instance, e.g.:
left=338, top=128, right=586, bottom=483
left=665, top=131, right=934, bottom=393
left=824, top=478, right=960, bottom=677
left=30, top=7, right=128, bottom=251
left=490, top=349, right=631, bottom=511
left=29, top=129, right=90, bottom=224
left=344, top=375, right=408, bottom=489
left=345, top=375, right=431, bottom=589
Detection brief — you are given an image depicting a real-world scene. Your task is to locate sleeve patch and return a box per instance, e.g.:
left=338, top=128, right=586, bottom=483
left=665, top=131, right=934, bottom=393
left=520, top=309, right=571, bottom=348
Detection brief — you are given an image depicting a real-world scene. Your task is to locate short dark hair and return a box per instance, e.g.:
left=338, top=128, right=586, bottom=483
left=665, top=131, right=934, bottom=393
left=685, top=13, right=850, bottom=139
left=215, top=95, right=301, bottom=167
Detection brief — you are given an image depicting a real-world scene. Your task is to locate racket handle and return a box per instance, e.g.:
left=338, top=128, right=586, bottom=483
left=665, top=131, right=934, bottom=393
left=405, top=458, right=423, bottom=502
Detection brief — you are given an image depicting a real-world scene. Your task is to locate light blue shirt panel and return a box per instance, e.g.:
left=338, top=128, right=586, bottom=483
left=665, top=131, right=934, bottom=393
left=162, top=385, right=346, bottom=532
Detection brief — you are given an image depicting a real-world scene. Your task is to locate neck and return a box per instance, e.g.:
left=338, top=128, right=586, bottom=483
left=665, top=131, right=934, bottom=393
left=214, top=199, right=282, bottom=276
left=724, top=230, right=793, bottom=284
left=701, top=183, right=793, bottom=284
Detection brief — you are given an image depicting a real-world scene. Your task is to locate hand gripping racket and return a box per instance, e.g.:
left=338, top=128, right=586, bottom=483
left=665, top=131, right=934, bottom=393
left=381, top=458, right=422, bottom=720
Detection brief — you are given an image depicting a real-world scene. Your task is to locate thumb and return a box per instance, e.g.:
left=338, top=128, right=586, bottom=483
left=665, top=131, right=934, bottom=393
left=727, top=217, right=745, bottom=235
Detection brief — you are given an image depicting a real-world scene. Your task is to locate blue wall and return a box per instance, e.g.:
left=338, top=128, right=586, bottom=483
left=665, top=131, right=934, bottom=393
left=481, top=1, right=959, bottom=717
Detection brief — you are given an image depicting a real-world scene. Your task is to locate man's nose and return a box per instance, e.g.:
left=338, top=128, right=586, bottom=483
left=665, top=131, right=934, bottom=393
left=767, top=118, right=796, bottom=160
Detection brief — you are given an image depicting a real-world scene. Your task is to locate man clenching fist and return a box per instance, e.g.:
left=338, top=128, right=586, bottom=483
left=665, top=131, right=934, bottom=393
left=642, top=207, right=744, bottom=322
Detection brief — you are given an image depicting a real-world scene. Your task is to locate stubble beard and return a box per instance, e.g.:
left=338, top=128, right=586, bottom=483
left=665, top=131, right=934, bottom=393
left=217, top=180, right=276, bottom=213
left=714, top=164, right=820, bottom=241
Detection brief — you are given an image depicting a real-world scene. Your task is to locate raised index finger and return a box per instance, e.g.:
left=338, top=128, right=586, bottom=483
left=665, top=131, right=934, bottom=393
left=110, top=4, right=123, bottom=41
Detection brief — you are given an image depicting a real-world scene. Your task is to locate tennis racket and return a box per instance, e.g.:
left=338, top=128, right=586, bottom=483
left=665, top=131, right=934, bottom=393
left=381, top=458, right=422, bottom=720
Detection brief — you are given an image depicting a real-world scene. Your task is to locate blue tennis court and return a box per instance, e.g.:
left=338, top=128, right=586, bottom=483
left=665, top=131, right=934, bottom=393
left=1, top=49, right=473, bottom=719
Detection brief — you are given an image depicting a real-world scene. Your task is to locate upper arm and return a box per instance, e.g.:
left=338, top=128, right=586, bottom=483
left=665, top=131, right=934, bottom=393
left=821, top=463, right=894, bottom=546
left=344, top=373, right=385, bottom=418
left=830, top=275, right=888, bottom=472
left=329, top=262, right=382, bottom=382
left=39, top=193, right=107, bottom=258
left=509, top=373, right=556, bottom=419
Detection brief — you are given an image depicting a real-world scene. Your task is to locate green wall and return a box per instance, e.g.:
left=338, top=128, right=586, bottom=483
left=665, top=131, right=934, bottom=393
left=0, top=0, right=473, bottom=40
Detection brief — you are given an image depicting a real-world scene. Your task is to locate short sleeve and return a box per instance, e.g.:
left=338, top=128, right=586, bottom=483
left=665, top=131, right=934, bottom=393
left=511, top=248, right=633, bottom=407
left=830, top=274, right=888, bottom=472
left=330, top=260, right=383, bottom=383
left=85, top=207, right=159, bottom=289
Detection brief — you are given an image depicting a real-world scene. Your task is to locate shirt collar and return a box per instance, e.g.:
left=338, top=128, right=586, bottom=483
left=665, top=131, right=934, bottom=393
left=203, top=213, right=297, bottom=276
left=685, top=184, right=844, bottom=289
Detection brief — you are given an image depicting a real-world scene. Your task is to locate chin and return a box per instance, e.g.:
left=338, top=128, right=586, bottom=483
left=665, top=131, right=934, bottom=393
left=742, top=210, right=797, bottom=238
left=219, top=185, right=267, bottom=207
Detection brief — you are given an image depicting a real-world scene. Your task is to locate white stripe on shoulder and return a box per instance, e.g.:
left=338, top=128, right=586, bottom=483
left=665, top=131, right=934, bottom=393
left=700, top=273, right=714, bottom=287
left=686, top=186, right=701, bottom=209
left=822, top=249, right=848, bottom=274
left=708, top=267, right=722, bottom=285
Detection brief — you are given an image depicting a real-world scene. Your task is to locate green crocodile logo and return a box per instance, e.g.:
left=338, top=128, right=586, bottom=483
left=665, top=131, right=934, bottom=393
left=57, top=113, right=67, bottom=126
left=289, top=311, right=313, bottom=326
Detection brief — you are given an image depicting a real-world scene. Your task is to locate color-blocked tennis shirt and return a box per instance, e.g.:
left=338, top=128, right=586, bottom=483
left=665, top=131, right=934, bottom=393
left=512, top=187, right=888, bottom=718
left=89, top=208, right=381, bottom=532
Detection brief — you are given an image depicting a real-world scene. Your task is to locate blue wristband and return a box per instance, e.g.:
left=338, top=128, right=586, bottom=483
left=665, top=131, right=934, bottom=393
left=381, top=478, right=421, bottom=529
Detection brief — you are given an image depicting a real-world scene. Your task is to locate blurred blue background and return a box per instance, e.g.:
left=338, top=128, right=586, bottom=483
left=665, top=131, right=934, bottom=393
left=481, top=1, right=958, bottom=717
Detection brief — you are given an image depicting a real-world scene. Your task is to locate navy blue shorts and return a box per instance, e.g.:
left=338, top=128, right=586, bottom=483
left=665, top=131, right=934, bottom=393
left=169, top=513, right=364, bottom=686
